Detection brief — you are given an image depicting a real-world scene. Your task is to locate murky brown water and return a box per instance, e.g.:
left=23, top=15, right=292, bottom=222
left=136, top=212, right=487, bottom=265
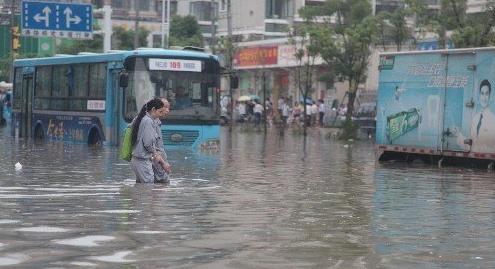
left=0, top=126, right=494, bottom=268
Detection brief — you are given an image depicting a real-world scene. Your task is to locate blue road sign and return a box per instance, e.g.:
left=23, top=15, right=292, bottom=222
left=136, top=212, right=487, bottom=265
left=21, top=1, right=93, bottom=39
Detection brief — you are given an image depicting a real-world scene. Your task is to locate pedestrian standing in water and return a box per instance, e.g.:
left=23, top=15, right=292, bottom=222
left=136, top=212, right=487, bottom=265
left=130, top=98, right=169, bottom=183
left=151, top=98, right=172, bottom=183
left=253, top=100, right=263, bottom=129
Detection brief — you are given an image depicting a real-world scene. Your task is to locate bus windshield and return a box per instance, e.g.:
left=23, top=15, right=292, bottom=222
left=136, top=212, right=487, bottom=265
left=124, top=56, right=220, bottom=122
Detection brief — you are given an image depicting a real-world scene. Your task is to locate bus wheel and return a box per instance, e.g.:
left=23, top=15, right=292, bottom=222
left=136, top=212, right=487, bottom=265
left=34, top=125, right=44, bottom=141
left=88, top=129, right=102, bottom=146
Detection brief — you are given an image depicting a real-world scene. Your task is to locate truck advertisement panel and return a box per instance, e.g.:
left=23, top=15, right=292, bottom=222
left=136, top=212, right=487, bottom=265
left=377, top=53, right=447, bottom=149
left=377, top=49, right=495, bottom=156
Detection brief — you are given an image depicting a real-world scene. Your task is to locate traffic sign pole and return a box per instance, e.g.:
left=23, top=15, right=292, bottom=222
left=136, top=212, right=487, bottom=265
left=9, top=0, right=16, bottom=83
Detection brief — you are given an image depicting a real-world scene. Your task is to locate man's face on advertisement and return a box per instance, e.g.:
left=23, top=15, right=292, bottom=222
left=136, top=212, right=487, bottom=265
left=480, top=84, right=490, bottom=109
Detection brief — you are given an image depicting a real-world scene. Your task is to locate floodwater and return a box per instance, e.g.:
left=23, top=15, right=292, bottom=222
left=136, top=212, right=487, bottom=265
left=0, top=126, right=494, bottom=268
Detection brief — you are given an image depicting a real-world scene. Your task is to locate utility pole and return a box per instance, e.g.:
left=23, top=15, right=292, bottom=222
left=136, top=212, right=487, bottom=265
left=93, top=5, right=113, bottom=52
left=102, top=5, right=112, bottom=52
left=133, top=0, right=140, bottom=49
left=210, top=0, right=216, bottom=54
left=166, top=0, right=170, bottom=48
left=262, top=70, right=267, bottom=132
left=227, top=0, right=233, bottom=132
left=161, top=0, right=165, bottom=48
left=9, top=0, right=17, bottom=83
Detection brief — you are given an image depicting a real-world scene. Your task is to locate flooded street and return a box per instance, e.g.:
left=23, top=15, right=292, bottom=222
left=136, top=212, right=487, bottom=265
left=0, top=126, right=494, bottom=268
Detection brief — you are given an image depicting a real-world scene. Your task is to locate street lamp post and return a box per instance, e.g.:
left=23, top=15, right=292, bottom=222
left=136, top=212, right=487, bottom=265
left=133, top=0, right=140, bottom=49
left=161, top=0, right=171, bottom=48
left=263, top=71, right=267, bottom=132
left=227, top=0, right=233, bottom=132
left=9, top=0, right=17, bottom=83
left=161, top=0, right=165, bottom=48
left=166, top=0, right=171, bottom=48
left=102, top=5, right=112, bottom=52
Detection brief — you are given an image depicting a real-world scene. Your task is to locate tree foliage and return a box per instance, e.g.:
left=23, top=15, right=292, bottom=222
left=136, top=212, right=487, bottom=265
left=112, top=26, right=149, bottom=50
left=169, top=15, right=203, bottom=47
left=307, top=0, right=376, bottom=123
left=0, top=55, right=11, bottom=82
left=450, top=3, right=495, bottom=47
left=376, top=8, right=412, bottom=51
left=410, top=0, right=495, bottom=48
left=57, top=34, right=103, bottom=54
left=57, top=26, right=149, bottom=54
left=290, top=8, right=326, bottom=135
left=295, top=0, right=376, bottom=138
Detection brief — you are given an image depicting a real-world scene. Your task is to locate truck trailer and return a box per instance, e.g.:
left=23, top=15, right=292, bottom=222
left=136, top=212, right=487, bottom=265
left=376, top=47, right=495, bottom=168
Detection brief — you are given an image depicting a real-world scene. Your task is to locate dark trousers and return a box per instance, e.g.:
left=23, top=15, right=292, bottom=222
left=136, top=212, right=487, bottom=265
left=254, top=112, right=261, bottom=126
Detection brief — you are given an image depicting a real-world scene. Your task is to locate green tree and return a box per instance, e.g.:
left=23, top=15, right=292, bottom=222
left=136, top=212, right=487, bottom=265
left=214, top=35, right=237, bottom=130
left=57, top=26, right=149, bottom=54
left=312, top=0, right=377, bottom=127
left=112, top=26, right=149, bottom=50
left=412, top=0, right=495, bottom=48
left=378, top=8, right=412, bottom=51
left=0, top=52, right=38, bottom=82
left=0, top=55, right=11, bottom=82
left=169, top=15, right=203, bottom=47
left=57, top=35, right=103, bottom=54
left=290, top=7, right=327, bottom=135
left=450, top=3, right=495, bottom=47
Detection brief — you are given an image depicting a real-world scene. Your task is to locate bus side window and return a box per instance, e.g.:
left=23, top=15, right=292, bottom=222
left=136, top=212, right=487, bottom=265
left=52, top=65, right=69, bottom=110
left=89, top=63, right=106, bottom=99
left=72, top=64, right=89, bottom=111
left=34, top=66, right=52, bottom=110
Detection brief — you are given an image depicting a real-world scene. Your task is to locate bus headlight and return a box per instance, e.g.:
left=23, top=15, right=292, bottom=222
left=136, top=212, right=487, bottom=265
left=170, top=133, right=183, bottom=142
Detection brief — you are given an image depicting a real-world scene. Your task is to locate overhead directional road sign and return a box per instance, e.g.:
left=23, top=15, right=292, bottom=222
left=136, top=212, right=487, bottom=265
left=21, top=1, right=93, bottom=39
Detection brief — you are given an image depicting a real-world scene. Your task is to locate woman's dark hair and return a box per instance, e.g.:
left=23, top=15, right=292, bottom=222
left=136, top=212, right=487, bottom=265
left=131, top=98, right=164, bottom=146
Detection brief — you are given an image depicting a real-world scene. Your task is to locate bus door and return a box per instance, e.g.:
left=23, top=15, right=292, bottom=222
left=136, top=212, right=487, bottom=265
left=110, top=69, right=121, bottom=145
left=20, top=73, right=34, bottom=138
left=108, top=63, right=124, bottom=146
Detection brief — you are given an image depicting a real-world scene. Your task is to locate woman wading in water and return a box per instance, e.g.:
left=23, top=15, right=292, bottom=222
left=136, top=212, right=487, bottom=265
left=130, top=98, right=171, bottom=183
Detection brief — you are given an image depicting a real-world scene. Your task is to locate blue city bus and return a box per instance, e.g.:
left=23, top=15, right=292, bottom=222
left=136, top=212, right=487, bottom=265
left=11, top=48, right=221, bottom=148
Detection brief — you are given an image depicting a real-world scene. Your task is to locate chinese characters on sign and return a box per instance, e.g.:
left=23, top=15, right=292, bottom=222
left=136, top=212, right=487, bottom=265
left=407, top=63, right=468, bottom=88
left=149, top=59, right=202, bottom=72
left=21, top=1, right=93, bottom=40
left=87, top=100, right=105, bottom=111
left=234, top=46, right=278, bottom=67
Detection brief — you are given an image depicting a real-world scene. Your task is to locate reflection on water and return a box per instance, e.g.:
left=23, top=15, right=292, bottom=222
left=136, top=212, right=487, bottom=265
left=54, top=235, right=115, bottom=247
left=0, top=127, right=494, bottom=268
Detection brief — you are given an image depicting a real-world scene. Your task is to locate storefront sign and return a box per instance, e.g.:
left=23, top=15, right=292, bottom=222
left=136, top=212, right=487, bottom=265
left=234, top=46, right=278, bottom=67
left=149, top=59, right=202, bottom=72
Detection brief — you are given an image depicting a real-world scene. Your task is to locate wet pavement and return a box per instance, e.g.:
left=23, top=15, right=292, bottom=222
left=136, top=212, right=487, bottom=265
left=0, top=126, right=494, bottom=268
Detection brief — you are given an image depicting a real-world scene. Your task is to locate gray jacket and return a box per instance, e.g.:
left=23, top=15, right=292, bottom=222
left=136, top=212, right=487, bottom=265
left=132, top=113, right=159, bottom=159
left=154, top=118, right=168, bottom=161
